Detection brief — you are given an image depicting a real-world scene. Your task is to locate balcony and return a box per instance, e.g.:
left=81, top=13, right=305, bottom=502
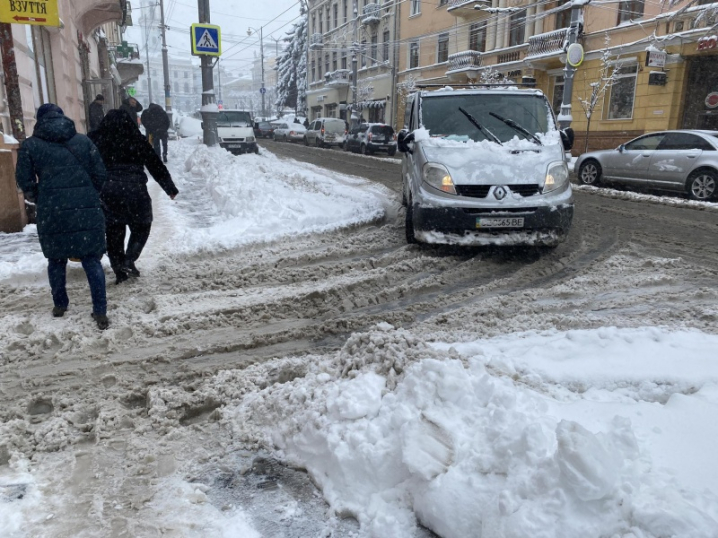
left=447, top=0, right=491, bottom=19
left=446, top=50, right=482, bottom=81
left=526, top=28, right=570, bottom=60
left=309, top=33, right=323, bottom=50
left=325, top=69, right=351, bottom=88
left=362, top=3, right=381, bottom=25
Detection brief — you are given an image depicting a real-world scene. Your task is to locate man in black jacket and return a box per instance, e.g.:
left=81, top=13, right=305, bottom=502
left=88, top=94, right=105, bottom=132
left=140, top=103, right=170, bottom=163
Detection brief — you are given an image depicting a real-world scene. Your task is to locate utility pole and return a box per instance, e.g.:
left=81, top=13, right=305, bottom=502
left=0, top=23, right=25, bottom=141
left=260, top=27, right=265, bottom=119
left=160, top=0, right=172, bottom=124
left=198, top=0, right=218, bottom=146
left=558, top=2, right=584, bottom=129
left=145, top=40, right=153, bottom=103
left=351, top=0, right=358, bottom=129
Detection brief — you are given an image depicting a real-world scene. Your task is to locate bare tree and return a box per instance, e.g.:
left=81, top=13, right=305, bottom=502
left=577, top=35, right=621, bottom=153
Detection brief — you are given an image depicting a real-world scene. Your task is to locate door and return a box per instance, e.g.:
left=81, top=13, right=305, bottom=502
left=648, top=132, right=709, bottom=189
left=604, top=133, right=665, bottom=184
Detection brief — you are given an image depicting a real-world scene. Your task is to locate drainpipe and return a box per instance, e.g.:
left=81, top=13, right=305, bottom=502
left=558, top=1, right=585, bottom=129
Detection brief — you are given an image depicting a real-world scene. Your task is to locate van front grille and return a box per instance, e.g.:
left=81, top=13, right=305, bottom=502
left=455, top=185, right=491, bottom=198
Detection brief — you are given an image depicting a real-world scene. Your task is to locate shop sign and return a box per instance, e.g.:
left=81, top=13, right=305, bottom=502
left=646, top=50, right=666, bottom=68
left=705, top=92, right=718, bottom=109
left=0, top=0, right=60, bottom=26
left=697, top=36, right=718, bottom=51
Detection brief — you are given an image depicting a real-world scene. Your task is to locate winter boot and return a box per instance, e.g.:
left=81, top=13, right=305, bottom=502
left=115, top=267, right=130, bottom=285
left=92, top=313, right=109, bottom=330
left=52, top=306, right=67, bottom=317
left=124, top=260, right=140, bottom=278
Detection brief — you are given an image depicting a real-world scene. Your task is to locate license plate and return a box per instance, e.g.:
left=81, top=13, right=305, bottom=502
left=373, top=136, right=385, bottom=142
left=227, top=144, right=242, bottom=148
left=476, top=217, right=524, bottom=228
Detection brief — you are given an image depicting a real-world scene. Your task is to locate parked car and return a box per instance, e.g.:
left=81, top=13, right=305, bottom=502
left=398, top=87, right=575, bottom=247
left=575, top=130, right=718, bottom=201
left=274, top=122, right=307, bottom=142
left=304, top=117, right=347, bottom=148
left=345, top=123, right=397, bottom=156
left=253, top=121, right=275, bottom=139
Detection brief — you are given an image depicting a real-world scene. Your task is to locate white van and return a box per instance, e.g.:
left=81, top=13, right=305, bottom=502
left=304, top=117, right=347, bottom=148
left=215, top=110, right=258, bottom=154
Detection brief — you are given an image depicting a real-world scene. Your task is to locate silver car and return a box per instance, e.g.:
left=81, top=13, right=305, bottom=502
left=398, top=88, right=575, bottom=247
left=274, top=122, right=306, bottom=142
left=575, top=130, right=718, bottom=201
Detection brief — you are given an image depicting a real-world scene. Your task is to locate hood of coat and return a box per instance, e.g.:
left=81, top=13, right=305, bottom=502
left=32, top=112, right=77, bottom=143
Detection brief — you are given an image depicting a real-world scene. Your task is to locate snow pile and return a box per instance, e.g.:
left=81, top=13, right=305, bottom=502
left=225, top=324, right=718, bottom=538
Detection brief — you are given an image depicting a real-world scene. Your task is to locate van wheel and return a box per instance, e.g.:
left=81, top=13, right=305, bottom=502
left=304, top=136, right=308, bottom=146
left=361, top=144, right=368, bottom=155
left=405, top=199, right=417, bottom=244
left=388, top=148, right=396, bottom=157
left=315, top=137, right=321, bottom=148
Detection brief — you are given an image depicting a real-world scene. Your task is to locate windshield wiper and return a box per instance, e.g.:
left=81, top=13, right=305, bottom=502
left=489, top=112, right=542, bottom=145
left=458, top=107, right=502, bottom=146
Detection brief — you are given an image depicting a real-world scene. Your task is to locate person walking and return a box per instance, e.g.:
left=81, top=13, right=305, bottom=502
left=119, top=96, right=143, bottom=126
left=140, top=103, right=170, bottom=163
left=15, top=104, right=110, bottom=330
left=88, top=94, right=105, bottom=132
left=88, top=110, right=179, bottom=285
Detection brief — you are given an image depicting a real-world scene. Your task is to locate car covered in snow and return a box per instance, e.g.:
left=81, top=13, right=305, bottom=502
left=398, top=87, right=575, bottom=247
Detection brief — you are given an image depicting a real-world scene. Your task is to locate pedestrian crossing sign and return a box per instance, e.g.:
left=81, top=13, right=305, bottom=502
left=191, top=23, right=221, bottom=56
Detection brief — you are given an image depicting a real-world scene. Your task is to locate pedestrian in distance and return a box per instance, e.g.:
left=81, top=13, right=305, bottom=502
left=88, top=94, right=105, bottom=132
left=15, top=104, right=110, bottom=330
left=303, top=117, right=309, bottom=128
left=119, top=96, right=143, bottom=126
left=140, top=103, right=170, bottom=163
left=88, top=110, right=179, bottom=285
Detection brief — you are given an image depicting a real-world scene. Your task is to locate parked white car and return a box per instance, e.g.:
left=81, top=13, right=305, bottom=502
left=274, top=122, right=307, bottom=143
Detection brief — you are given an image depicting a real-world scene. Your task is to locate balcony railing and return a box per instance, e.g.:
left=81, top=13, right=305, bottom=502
left=447, top=50, right=483, bottom=72
left=362, top=3, right=381, bottom=24
left=447, top=0, right=490, bottom=16
left=324, top=69, right=351, bottom=87
left=526, top=28, right=569, bottom=58
left=309, top=33, right=323, bottom=50
left=497, top=50, right=521, bottom=64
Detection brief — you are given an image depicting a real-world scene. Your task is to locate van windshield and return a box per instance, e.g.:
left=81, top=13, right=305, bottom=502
left=216, top=111, right=253, bottom=127
left=324, top=120, right=345, bottom=134
left=421, top=93, right=553, bottom=143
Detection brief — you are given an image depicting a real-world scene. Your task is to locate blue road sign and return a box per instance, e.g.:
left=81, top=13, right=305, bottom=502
left=259, top=87, right=266, bottom=94
left=191, top=23, right=221, bottom=57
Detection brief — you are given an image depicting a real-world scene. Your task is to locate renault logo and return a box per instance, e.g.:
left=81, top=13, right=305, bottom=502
left=494, top=186, right=507, bottom=200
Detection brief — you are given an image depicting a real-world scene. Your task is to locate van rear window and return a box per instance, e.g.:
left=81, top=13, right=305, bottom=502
left=324, top=120, right=346, bottom=134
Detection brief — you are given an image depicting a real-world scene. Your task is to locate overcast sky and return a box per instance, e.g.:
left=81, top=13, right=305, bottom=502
left=124, top=0, right=302, bottom=76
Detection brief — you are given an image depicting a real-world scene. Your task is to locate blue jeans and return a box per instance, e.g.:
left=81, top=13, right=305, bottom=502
left=48, top=256, right=107, bottom=316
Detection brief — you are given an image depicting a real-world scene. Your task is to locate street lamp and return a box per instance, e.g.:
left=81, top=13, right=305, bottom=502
left=247, top=26, right=265, bottom=119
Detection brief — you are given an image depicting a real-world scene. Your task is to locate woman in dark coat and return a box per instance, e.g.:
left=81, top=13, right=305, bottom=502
left=15, top=103, right=110, bottom=330
left=88, top=110, right=179, bottom=284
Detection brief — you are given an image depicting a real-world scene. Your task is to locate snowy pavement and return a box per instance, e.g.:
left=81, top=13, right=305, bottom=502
left=1, top=139, right=718, bottom=537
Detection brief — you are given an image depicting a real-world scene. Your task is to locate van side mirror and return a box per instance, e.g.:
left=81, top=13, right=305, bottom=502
left=560, top=127, right=574, bottom=151
left=617, top=144, right=625, bottom=152
left=201, top=122, right=204, bottom=129
left=397, top=130, right=414, bottom=154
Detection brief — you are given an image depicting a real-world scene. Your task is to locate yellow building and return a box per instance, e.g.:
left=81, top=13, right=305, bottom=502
left=394, top=0, right=718, bottom=153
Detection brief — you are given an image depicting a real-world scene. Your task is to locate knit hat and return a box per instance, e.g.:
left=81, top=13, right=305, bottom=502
left=36, top=103, right=64, bottom=121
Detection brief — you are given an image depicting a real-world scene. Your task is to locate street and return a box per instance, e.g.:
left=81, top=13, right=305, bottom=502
left=2, top=139, right=718, bottom=537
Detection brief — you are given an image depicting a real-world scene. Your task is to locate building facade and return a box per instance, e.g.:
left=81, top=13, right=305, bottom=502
left=305, top=0, right=399, bottom=127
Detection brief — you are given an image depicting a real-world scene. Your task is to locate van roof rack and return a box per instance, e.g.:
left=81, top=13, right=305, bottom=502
left=416, top=83, right=538, bottom=89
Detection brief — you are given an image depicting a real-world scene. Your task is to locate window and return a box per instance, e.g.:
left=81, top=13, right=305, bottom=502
left=343, top=0, right=348, bottom=23
left=439, top=0, right=448, bottom=5
left=410, top=0, right=421, bottom=16
left=325, top=54, right=330, bottom=75
left=361, top=39, right=367, bottom=67
left=383, top=30, right=390, bottom=62
left=617, top=0, right=644, bottom=23
left=311, top=60, right=316, bottom=82
left=326, top=7, right=331, bottom=30
left=409, top=42, right=419, bottom=68
left=332, top=51, right=338, bottom=71
left=607, top=64, right=638, bottom=120
left=556, top=1, right=572, bottom=28
left=184, top=83, right=190, bottom=93
left=625, top=134, right=664, bottom=151
left=334, top=4, right=338, bottom=27
left=319, top=8, right=323, bottom=33
left=658, top=133, right=715, bottom=151
left=437, top=33, right=449, bottom=63
left=469, top=23, right=486, bottom=52
left=312, top=14, right=316, bottom=33
left=341, top=52, right=347, bottom=69
left=509, top=9, right=527, bottom=47
left=184, top=71, right=189, bottom=79
left=552, top=75, right=564, bottom=116
left=371, top=34, right=378, bottom=65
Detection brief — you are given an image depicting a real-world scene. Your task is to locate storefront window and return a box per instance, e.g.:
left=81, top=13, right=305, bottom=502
left=552, top=75, right=564, bottom=116
left=607, top=64, right=638, bottom=120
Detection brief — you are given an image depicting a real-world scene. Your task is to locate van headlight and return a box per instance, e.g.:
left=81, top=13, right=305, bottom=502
left=543, top=161, right=569, bottom=193
left=422, top=163, right=456, bottom=195
left=246, top=136, right=255, bottom=142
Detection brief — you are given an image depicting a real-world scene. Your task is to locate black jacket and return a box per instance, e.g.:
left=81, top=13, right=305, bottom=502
left=15, top=112, right=107, bottom=259
left=141, top=103, right=170, bottom=136
left=88, top=100, right=105, bottom=131
left=89, top=110, right=178, bottom=225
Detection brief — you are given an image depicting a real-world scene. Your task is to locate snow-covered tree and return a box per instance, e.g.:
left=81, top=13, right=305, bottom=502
left=577, top=35, right=621, bottom=153
left=275, top=1, right=308, bottom=115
